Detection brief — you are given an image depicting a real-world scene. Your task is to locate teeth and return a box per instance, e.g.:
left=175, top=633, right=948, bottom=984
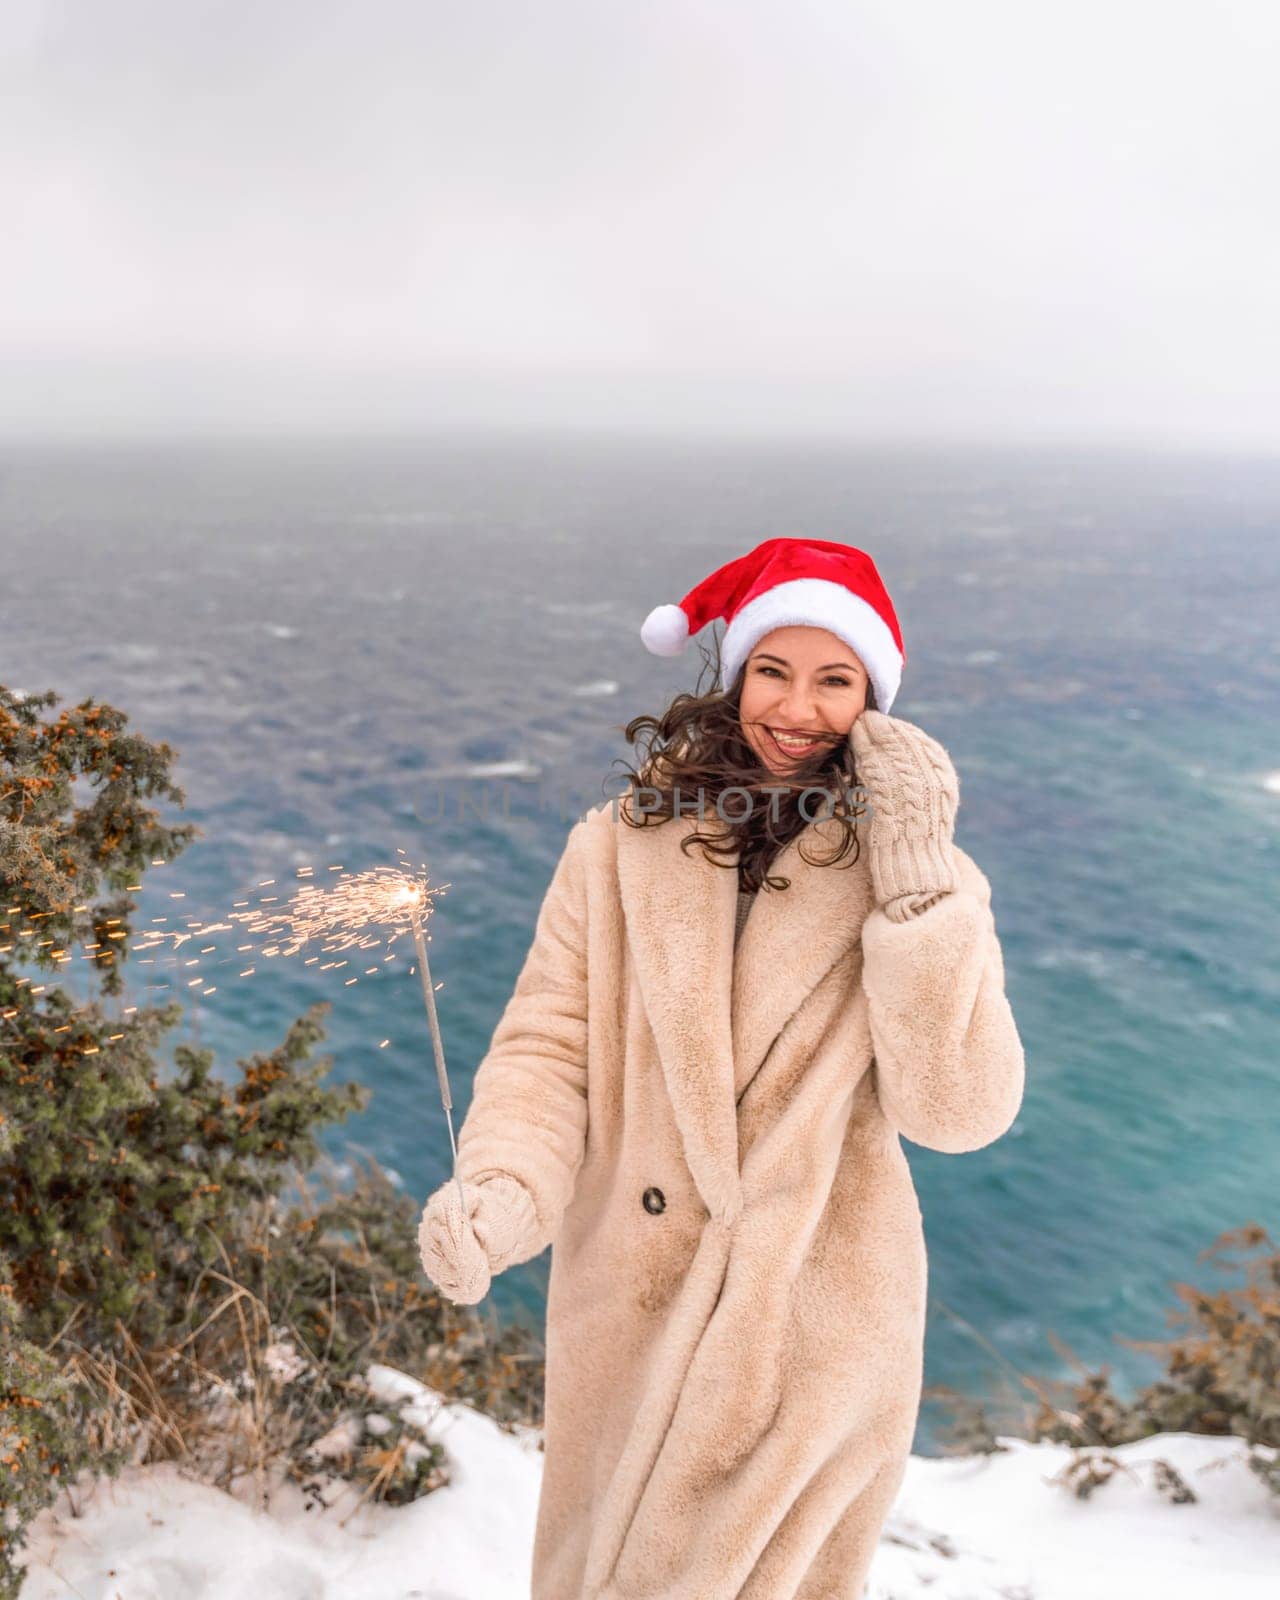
left=773, top=732, right=819, bottom=748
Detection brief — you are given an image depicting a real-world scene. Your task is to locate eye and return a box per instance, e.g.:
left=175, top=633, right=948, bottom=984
left=754, top=664, right=854, bottom=687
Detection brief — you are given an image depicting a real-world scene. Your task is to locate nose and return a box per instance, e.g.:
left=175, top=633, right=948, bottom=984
left=776, top=684, right=819, bottom=727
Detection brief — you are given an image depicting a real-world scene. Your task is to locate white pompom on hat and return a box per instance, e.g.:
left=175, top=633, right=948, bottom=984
left=640, top=536, right=906, bottom=713
left=639, top=603, right=691, bottom=657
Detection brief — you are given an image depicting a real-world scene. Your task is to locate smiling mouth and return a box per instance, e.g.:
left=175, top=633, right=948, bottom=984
left=764, top=727, right=828, bottom=757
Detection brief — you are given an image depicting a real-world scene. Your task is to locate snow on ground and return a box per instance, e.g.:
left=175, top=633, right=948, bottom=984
left=873, top=1432, right=1277, bottom=1599
left=18, top=1366, right=1279, bottom=1599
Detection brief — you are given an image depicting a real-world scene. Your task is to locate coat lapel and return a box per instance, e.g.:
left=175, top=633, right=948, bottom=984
left=614, top=806, right=872, bottom=1228
left=731, top=818, right=873, bottom=1103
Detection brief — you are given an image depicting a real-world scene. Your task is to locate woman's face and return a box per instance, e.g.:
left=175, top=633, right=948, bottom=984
left=737, top=625, right=870, bottom=777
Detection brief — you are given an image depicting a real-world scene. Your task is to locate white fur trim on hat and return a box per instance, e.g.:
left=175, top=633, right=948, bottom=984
left=719, top=578, right=903, bottom=712
left=640, top=603, right=690, bottom=657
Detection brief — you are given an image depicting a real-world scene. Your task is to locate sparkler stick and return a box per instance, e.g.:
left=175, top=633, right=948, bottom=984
left=407, top=896, right=468, bottom=1215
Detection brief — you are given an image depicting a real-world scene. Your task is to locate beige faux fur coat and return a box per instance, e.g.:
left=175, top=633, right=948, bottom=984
left=446, top=786, right=1025, bottom=1597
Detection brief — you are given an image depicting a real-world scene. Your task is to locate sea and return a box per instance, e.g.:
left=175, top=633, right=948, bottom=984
left=3, top=431, right=1277, bottom=1455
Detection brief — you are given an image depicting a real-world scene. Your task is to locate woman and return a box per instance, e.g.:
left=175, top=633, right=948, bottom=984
left=418, top=536, right=1026, bottom=1599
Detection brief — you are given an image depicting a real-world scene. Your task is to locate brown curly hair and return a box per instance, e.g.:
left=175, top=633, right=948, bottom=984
left=609, top=631, right=874, bottom=894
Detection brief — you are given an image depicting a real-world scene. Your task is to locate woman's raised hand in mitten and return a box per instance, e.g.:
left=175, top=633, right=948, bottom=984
left=849, top=709, right=961, bottom=922
left=417, top=1174, right=537, bottom=1306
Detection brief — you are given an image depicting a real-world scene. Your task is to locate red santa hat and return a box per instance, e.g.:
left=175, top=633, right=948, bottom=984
left=641, top=536, right=906, bottom=713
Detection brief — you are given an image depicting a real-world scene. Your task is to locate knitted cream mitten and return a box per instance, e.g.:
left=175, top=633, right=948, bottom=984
left=849, top=709, right=961, bottom=923
left=417, top=1174, right=537, bottom=1306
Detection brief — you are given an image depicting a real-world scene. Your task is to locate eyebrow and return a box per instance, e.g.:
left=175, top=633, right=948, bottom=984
left=750, top=652, right=863, bottom=673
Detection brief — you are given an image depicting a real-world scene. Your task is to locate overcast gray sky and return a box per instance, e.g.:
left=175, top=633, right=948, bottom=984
left=3, top=0, right=1278, bottom=442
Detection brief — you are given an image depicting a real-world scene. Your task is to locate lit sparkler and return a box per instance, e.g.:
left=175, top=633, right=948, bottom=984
left=123, top=857, right=469, bottom=1212
left=247, top=862, right=468, bottom=1212
left=15, top=855, right=473, bottom=1216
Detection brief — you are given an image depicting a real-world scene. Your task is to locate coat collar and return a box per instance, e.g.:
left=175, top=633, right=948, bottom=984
left=614, top=804, right=873, bottom=1227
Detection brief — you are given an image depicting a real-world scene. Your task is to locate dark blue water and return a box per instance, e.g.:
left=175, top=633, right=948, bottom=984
left=3, top=433, right=1277, bottom=1452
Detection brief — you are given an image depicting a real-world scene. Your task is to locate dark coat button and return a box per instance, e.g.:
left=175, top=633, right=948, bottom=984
left=642, top=1186, right=666, bottom=1214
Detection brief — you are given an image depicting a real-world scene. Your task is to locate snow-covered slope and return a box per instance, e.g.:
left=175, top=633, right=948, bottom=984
left=18, top=1367, right=1278, bottom=1599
